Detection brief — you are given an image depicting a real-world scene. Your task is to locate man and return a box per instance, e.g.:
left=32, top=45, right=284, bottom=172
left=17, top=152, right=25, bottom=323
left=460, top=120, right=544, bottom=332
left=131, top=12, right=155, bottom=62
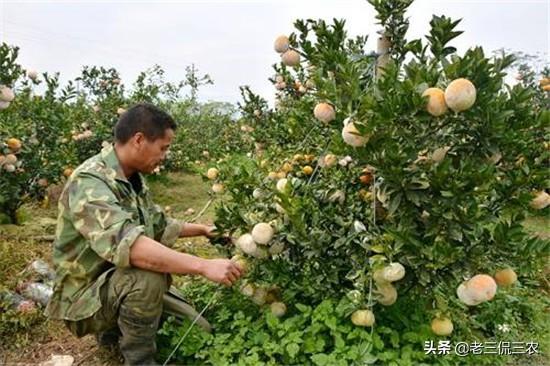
left=46, top=103, right=243, bottom=365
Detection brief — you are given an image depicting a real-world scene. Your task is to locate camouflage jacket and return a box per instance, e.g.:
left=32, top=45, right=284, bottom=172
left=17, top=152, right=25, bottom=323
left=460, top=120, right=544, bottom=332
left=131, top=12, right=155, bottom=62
left=46, top=144, right=182, bottom=321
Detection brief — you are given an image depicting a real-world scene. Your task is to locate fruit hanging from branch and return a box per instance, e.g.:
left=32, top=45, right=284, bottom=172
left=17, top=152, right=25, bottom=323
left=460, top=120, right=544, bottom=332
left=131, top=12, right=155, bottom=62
left=444, top=78, right=476, bottom=112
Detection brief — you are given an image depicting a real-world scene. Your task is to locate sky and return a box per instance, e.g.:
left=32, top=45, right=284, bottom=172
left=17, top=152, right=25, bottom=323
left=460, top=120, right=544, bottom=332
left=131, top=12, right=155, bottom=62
left=0, top=0, right=548, bottom=106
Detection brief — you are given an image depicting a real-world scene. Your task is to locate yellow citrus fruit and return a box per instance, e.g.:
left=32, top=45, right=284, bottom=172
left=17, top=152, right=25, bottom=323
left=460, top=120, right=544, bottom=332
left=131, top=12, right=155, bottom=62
left=302, top=165, right=313, bottom=175
left=63, top=168, right=73, bottom=177
left=494, top=268, right=517, bottom=286
left=281, top=162, right=293, bottom=173
left=444, top=78, right=476, bottom=112
left=206, top=167, right=219, bottom=180
left=314, top=103, right=335, bottom=123
left=431, top=317, right=454, bottom=336
left=342, top=119, right=368, bottom=147
left=270, top=302, right=287, bottom=317
left=530, top=191, right=550, bottom=210
left=211, top=183, right=225, bottom=194
left=274, top=35, right=290, bottom=53
left=281, top=50, right=300, bottom=67
left=422, top=87, right=448, bottom=116
left=5, top=154, right=17, bottom=164
left=465, top=274, right=497, bottom=303
left=351, top=309, right=375, bottom=327
left=7, top=138, right=22, bottom=151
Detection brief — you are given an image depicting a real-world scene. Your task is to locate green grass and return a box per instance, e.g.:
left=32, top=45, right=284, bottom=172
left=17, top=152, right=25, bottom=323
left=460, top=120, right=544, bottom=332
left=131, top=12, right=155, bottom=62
left=147, top=172, right=217, bottom=223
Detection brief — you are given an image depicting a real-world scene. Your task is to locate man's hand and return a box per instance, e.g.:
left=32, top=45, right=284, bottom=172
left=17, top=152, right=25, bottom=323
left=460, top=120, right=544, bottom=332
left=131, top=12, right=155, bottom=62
left=205, top=226, right=234, bottom=246
left=204, top=225, right=217, bottom=238
left=180, top=223, right=217, bottom=238
left=200, top=258, right=243, bottom=287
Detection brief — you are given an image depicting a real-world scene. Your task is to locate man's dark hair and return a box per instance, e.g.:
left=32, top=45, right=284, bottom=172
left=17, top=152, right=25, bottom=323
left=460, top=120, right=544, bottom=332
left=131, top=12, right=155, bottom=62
left=114, top=103, right=177, bottom=143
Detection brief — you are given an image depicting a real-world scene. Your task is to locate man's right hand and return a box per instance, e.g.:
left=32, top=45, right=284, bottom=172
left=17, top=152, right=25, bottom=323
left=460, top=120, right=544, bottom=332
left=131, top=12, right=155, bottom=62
left=200, top=258, right=243, bottom=287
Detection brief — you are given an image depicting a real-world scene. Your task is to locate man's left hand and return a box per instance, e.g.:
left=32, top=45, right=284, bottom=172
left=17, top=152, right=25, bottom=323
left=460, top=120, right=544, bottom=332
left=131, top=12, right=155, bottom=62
left=205, top=226, right=233, bottom=246
left=204, top=225, right=217, bottom=238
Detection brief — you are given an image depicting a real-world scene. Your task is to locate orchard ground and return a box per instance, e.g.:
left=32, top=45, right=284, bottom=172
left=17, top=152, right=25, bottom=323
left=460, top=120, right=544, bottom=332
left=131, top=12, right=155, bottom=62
left=0, top=169, right=548, bottom=365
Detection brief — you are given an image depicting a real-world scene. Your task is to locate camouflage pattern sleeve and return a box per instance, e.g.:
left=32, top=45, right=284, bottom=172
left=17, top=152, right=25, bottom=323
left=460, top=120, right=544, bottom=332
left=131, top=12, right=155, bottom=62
left=148, top=202, right=182, bottom=248
left=68, top=173, right=145, bottom=268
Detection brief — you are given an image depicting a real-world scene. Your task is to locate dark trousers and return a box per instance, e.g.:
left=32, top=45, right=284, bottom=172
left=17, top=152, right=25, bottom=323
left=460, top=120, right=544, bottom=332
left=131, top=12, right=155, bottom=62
left=65, top=268, right=169, bottom=365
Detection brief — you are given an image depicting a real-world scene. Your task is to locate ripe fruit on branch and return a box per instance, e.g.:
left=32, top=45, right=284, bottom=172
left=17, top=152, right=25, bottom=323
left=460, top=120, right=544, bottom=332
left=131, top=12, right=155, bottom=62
left=63, top=168, right=74, bottom=178
left=359, top=173, right=373, bottom=185
left=5, top=154, right=17, bottom=165
left=252, top=287, right=268, bottom=305
left=270, top=302, right=287, bottom=317
left=530, top=191, right=550, bottom=210
left=422, top=87, right=447, bottom=117
left=375, top=282, right=397, bottom=306
left=274, top=35, right=290, bottom=53
left=236, top=234, right=257, bottom=255
left=206, top=167, right=219, bottom=180
left=27, top=69, right=39, bottom=80
left=351, top=309, right=375, bottom=327
left=382, top=262, right=406, bottom=282
left=281, top=50, right=300, bottom=67
left=494, top=268, right=517, bottom=286
left=7, top=138, right=22, bottom=152
left=276, top=178, right=288, bottom=192
left=212, top=183, right=225, bottom=194
left=444, top=78, right=476, bottom=112
left=314, top=103, right=335, bottom=123
left=281, top=162, right=293, bottom=173
left=456, top=274, right=497, bottom=306
left=431, top=317, right=454, bottom=336
left=302, top=166, right=313, bottom=176
left=342, top=118, right=368, bottom=147
left=4, top=164, right=16, bottom=172
left=252, top=223, right=274, bottom=245
left=0, top=86, right=15, bottom=102
left=467, top=274, right=497, bottom=302
left=323, top=154, right=337, bottom=168
left=240, top=282, right=255, bottom=297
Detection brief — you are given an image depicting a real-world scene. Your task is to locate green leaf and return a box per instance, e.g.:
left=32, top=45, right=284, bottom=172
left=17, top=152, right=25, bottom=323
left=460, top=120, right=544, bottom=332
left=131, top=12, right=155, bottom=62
left=311, top=353, right=330, bottom=366
left=286, top=343, right=300, bottom=359
left=296, top=303, right=311, bottom=313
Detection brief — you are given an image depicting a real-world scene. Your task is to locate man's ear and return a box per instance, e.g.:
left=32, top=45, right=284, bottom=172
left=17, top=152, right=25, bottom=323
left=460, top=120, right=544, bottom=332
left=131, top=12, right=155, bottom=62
left=133, top=132, right=145, bottom=148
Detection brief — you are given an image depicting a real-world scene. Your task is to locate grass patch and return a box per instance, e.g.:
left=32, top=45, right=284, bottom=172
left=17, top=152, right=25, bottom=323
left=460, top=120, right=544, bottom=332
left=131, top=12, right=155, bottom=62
left=147, top=172, right=218, bottom=224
